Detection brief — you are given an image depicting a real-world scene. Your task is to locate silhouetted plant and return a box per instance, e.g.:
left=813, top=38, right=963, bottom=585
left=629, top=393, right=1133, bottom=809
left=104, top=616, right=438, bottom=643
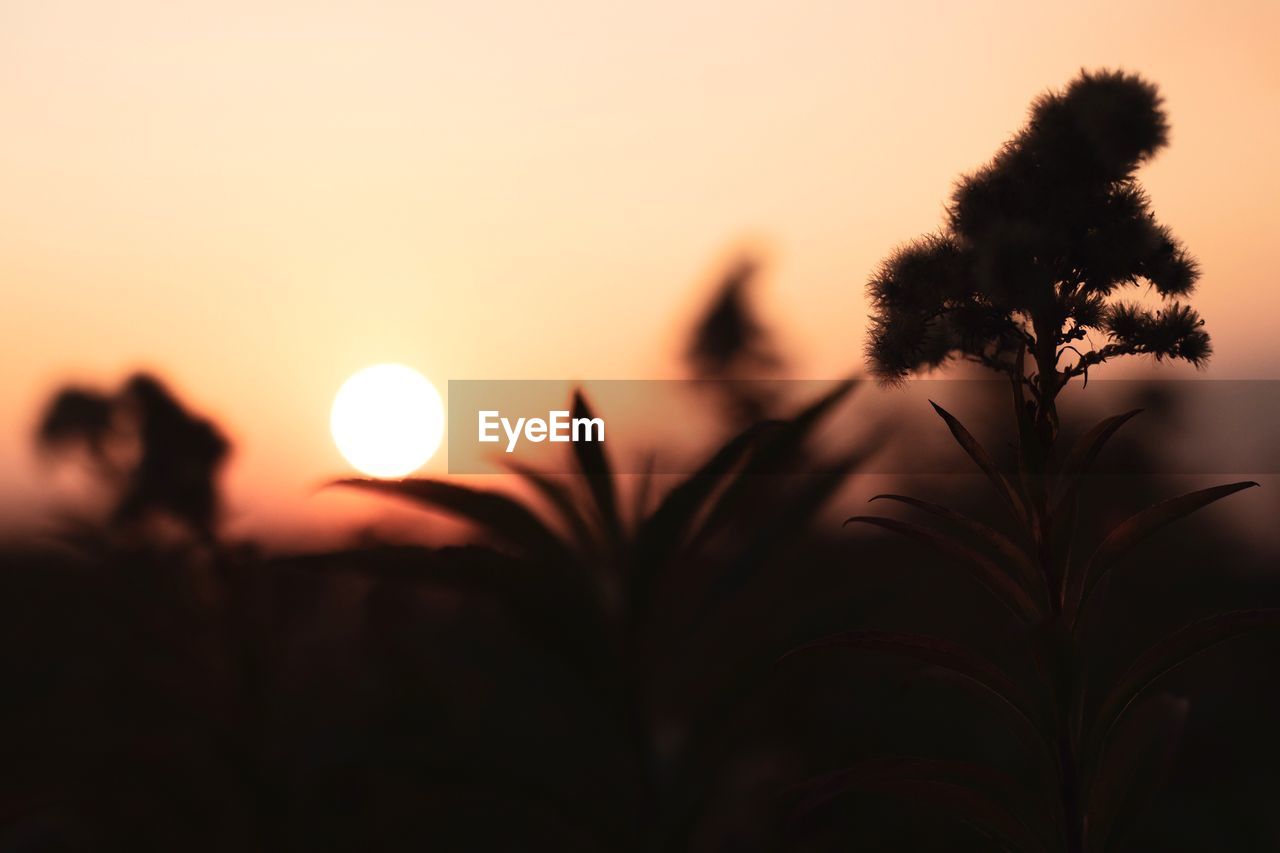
left=794, top=70, right=1279, bottom=852
left=865, top=69, right=1207, bottom=448
left=336, top=381, right=866, bottom=849
left=37, top=372, right=229, bottom=543
left=685, top=256, right=786, bottom=425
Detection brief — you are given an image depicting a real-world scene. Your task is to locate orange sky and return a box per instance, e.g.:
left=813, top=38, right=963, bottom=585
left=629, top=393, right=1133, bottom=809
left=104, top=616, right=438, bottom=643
left=1, top=0, right=1277, bottom=539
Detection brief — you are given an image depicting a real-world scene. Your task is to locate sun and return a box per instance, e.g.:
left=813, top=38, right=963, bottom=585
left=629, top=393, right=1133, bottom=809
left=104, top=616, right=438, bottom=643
left=330, top=364, right=444, bottom=478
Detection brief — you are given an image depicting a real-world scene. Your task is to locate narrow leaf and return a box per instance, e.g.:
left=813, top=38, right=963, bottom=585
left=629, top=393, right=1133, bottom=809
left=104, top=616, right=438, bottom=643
left=1052, top=409, right=1143, bottom=604
left=846, top=516, right=1042, bottom=622
left=333, top=478, right=571, bottom=564
left=636, top=420, right=774, bottom=567
left=1053, top=408, right=1143, bottom=513
left=571, top=389, right=622, bottom=547
left=1087, top=609, right=1280, bottom=776
left=1058, top=409, right=1144, bottom=485
left=1088, top=694, right=1188, bottom=852
left=502, top=460, right=599, bottom=559
left=629, top=421, right=774, bottom=621
left=929, top=401, right=1027, bottom=524
left=1070, top=481, right=1260, bottom=618
left=631, top=451, right=656, bottom=533
left=688, top=453, right=863, bottom=629
left=687, top=380, right=856, bottom=547
left=869, top=494, right=1045, bottom=605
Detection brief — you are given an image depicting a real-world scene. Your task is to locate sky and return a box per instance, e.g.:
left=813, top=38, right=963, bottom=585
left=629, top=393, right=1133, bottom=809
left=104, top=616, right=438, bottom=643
left=1, top=0, right=1277, bottom=539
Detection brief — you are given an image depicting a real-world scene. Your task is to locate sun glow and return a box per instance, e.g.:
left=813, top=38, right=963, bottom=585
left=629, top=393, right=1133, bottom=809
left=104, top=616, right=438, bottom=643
left=330, top=364, right=444, bottom=478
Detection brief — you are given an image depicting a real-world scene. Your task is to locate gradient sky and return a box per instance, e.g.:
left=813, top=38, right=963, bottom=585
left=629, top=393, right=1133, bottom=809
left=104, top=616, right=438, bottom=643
left=2, top=0, right=1277, bottom=538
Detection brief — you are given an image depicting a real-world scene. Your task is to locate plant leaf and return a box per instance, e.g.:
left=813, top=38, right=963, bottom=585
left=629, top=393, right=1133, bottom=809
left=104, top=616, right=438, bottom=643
left=1050, top=409, right=1142, bottom=606
left=1057, top=409, right=1144, bottom=486
left=686, top=380, right=856, bottom=549
left=571, top=389, right=623, bottom=548
left=1069, top=481, right=1260, bottom=619
left=636, top=420, right=774, bottom=567
left=868, top=494, right=1045, bottom=606
left=1086, top=609, right=1280, bottom=777
left=1088, top=694, right=1189, bottom=852
left=929, top=400, right=1027, bottom=525
left=631, top=451, right=656, bottom=533
left=1053, top=408, right=1144, bottom=515
left=628, top=420, right=775, bottom=623
left=688, top=453, right=864, bottom=630
left=502, top=459, right=600, bottom=560
left=785, top=630, right=1050, bottom=744
left=333, top=478, right=573, bottom=565
left=845, top=516, right=1042, bottom=623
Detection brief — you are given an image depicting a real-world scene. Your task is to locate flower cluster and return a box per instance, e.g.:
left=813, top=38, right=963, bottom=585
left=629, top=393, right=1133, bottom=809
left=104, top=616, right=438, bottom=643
left=866, top=70, right=1209, bottom=387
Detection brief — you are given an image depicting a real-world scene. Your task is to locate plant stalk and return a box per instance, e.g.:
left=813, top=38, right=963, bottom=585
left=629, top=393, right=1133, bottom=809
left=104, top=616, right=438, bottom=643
left=1017, top=353, right=1088, bottom=853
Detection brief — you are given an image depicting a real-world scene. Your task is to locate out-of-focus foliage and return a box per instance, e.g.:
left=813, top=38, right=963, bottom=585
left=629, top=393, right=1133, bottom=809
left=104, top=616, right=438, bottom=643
left=37, top=373, right=229, bottom=541
left=685, top=256, right=786, bottom=425
left=331, top=380, right=868, bottom=849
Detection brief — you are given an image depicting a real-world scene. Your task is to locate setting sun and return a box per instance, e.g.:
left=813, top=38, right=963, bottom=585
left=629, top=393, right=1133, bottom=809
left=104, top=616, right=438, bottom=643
left=330, top=364, right=444, bottom=478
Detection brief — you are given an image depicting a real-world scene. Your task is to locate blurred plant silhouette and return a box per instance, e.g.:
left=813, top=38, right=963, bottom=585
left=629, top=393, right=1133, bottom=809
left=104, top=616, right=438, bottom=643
left=685, top=257, right=785, bottom=425
left=321, top=261, right=875, bottom=849
left=336, top=378, right=867, bottom=849
left=792, top=69, right=1280, bottom=852
left=11, top=272, right=875, bottom=849
left=37, top=372, right=229, bottom=543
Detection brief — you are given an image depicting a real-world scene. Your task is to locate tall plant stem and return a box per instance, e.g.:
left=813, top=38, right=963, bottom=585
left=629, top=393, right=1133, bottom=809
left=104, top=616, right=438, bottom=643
left=1017, top=366, right=1088, bottom=853
left=1032, top=319, right=1063, bottom=450
left=1058, top=728, right=1086, bottom=853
